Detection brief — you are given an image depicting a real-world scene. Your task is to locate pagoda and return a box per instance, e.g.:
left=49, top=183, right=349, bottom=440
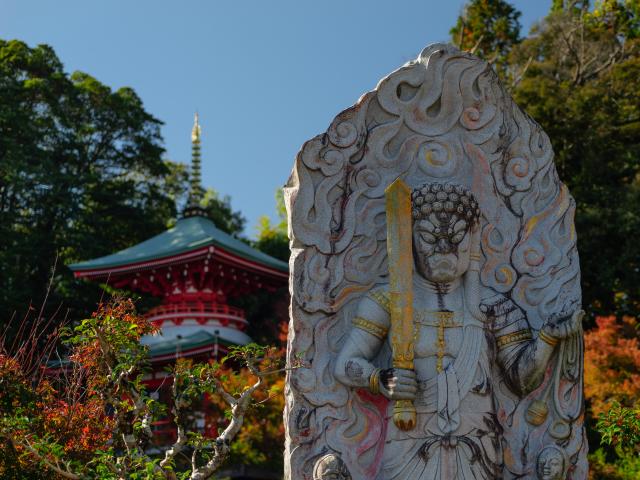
left=69, top=114, right=288, bottom=369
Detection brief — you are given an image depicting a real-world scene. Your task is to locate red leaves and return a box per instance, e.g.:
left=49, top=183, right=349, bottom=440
left=39, top=397, right=113, bottom=456
left=1, top=297, right=148, bottom=469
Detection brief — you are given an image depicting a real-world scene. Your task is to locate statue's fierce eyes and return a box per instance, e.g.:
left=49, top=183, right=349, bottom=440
left=419, top=232, right=436, bottom=244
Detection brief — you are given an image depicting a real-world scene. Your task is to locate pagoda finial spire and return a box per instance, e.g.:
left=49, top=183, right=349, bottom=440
left=184, top=112, right=207, bottom=218
left=192, top=111, right=201, bottom=141
left=189, top=112, right=203, bottom=203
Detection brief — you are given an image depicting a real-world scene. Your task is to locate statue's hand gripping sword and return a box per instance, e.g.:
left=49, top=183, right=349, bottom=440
left=385, top=178, right=416, bottom=431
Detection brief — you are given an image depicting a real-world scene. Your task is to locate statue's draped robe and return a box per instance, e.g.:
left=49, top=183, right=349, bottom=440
left=363, top=285, right=531, bottom=480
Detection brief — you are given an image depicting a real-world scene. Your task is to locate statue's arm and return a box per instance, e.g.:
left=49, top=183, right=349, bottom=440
left=485, top=295, right=583, bottom=396
left=334, top=295, right=390, bottom=390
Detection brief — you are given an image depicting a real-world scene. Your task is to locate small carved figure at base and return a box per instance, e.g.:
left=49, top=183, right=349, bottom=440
left=536, top=445, right=567, bottom=480
left=313, top=453, right=352, bottom=480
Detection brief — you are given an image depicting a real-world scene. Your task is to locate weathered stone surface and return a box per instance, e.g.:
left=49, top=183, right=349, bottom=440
left=284, top=44, right=586, bottom=479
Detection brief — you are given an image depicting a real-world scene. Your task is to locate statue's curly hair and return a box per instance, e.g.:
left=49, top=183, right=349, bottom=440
left=411, top=183, right=481, bottom=245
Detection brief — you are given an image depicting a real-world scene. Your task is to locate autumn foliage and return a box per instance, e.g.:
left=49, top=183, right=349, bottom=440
left=1, top=298, right=289, bottom=479
left=0, top=307, right=114, bottom=477
left=209, top=321, right=289, bottom=469
left=584, top=315, right=640, bottom=479
left=584, top=315, right=640, bottom=416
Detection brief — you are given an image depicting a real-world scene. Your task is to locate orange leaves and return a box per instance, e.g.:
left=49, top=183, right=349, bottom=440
left=1, top=297, right=151, bottom=472
left=584, top=315, right=640, bottom=416
left=39, top=397, right=113, bottom=457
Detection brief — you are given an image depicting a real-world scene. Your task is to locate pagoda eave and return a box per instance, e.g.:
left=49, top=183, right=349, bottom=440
left=72, top=245, right=288, bottom=283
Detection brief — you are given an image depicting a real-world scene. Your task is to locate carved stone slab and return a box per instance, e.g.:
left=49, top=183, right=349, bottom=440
left=284, top=44, right=586, bottom=479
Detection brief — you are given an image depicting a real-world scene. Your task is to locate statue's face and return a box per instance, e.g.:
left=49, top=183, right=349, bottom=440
left=410, top=183, right=480, bottom=283
left=537, top=449, right=564, bottom=480
left=413, top=219, right=473, bottom=283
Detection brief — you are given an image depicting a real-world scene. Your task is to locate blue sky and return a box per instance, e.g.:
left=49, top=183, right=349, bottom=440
left=2, top=0, right=550, bottom=237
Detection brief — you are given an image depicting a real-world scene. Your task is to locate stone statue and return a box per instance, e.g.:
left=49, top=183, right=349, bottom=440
left=284, top=44, right=587, bottom=479
left=333, top=181, right=582, bottom=479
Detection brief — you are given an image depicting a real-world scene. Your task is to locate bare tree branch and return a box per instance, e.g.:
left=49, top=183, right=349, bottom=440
left=159, top=374, right=190, bottom=469
left=469, top=34, right=484, bottom=55
left=190, top=372, right=264, bottom=480
left=512, top=55, right=534, bottom=89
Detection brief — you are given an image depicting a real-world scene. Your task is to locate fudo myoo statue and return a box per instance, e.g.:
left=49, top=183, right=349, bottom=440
left=285, top=44, right=587, bottom=479
left=334, top=181, right=582, bottom=478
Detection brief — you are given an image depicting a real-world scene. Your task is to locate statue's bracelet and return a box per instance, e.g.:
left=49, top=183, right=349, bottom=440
left=369, top=368, right=382, bottom=395
left=538, top=329, right=560, bottom=347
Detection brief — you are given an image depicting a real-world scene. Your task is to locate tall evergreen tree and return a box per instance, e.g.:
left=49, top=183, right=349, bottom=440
left=450, top=0, right=522, bottom=72
left=0, top=39, right=180, bottom=326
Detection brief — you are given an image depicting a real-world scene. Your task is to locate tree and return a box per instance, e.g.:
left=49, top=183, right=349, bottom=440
left=450, top=0, right=522, bottom=72
left=584, top=315, right=640, bottom=417
left=507, top=2, right=640, bottom=318
left=452, top=2, right=640, bottom=318
left=254, top=189, right=289, bottom=262
left=206, top=360, right=286, bottom=471
left=584, top=315, right=640, bottom=479
left=0, top=297, right=293, bottom=479
left=200, top=188, right=246, bottom=237
left=0, top=39, right=253, bottom=332
left=0, top=39, right=183, bottom=328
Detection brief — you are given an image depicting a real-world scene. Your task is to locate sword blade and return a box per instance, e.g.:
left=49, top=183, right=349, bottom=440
left=385, top=178, right=416, bottom=431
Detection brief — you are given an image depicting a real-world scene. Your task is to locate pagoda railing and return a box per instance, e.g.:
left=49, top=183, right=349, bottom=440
left=145, top=302, right=247, bottom=331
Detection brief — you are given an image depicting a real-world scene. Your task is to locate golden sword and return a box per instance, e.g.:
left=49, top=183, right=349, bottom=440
left=385, top=178, right=417, bottom=431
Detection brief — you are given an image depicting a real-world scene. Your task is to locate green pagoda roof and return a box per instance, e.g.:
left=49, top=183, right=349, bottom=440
left=146, top=330, right=236, bottom=359
left=68, top=215, right=288, bottom=274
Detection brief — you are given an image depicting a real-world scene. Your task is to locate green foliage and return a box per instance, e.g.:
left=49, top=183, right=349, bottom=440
left=593, top=399, right=640, bottom=479
left=199, top=188, right=246, bottom=236
left=508, top=4, right=640, bottom=318
left=0, top=38, right=184, bottom=328
left=597, top=402, right=640, bottom=448
left=1, top=298, right=286, bottom=478
left=589, top=447, right=640, bottom=480
left=551, top=0, right=590, bottom=14
left=450, top=0, right=522, bottom=72
left=254, top=189, right=289, bottom=262
left=591, top=0, right=640, bottom=39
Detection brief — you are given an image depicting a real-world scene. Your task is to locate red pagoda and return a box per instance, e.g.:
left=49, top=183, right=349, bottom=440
left=68, top=115, right=288, bottom=440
